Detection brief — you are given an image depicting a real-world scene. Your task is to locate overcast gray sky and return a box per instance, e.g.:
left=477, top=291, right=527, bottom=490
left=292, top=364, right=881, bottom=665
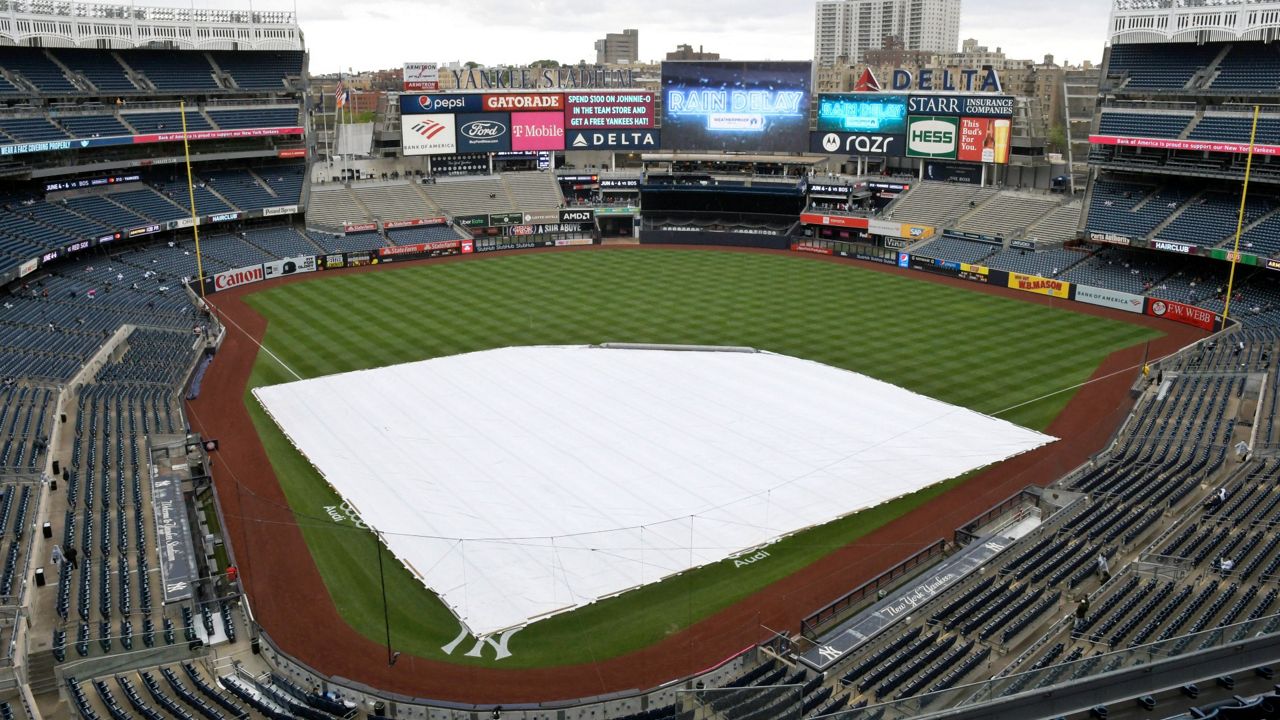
left=234, top=0, right=1113, bottom=71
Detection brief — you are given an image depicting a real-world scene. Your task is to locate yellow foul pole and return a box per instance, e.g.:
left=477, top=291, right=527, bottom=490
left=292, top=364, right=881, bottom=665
left=1224, top=104, right=1260, bottom=322
left=180, top=99, right=206, bottom=302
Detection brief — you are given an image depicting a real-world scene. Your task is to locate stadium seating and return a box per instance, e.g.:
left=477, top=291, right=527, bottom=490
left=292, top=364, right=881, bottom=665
left=209, top=50, right=304, bottom=90
left=1156, top=193, right=1274, bottom=248
left=983, top=246, right=1094, bottom=277
left=1189, top=115, right=1280, bottom=146
left=50, top=49, right=137, bottom=94
left=351, top=183, right=439, bottom=222
left=386, top=225, right=465, bottom=245
left=887, top=182, right=1000, bottom=228
left=118, top=51, right=219, bottom=92
left=1106, top=42, right=1220, bottom=90
left=206, top=107, right=299, bottom=129
left=1024, top=202, right=1083, bottom=244
left=55, top=113, right=131, bottom=139
left=1097, top=112, right=1192, bottom=139
left=200, top=168, right=278, bottom=211
left=1211, top=43, right=1280, bottom=91
left=422, top=176, right=515, bottom=216
left=120, top=111, right=212, bottom=134
left=503, top=171, right=564, bottom=210
left=0, top=48, right=76, bottom=94
left=0, top=118, right=69, bottom=143
left=916, top=236, right=999, bottom=264
left=952, top=191, right=1063, bottom=238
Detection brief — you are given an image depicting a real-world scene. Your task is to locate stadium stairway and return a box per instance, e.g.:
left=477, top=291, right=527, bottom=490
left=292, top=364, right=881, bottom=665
left=1145, top=190, right=1207, bottom=240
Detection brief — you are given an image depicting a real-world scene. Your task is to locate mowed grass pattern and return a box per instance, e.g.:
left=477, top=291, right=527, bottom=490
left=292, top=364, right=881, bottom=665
left=242, top=249, right=1160, bottom=668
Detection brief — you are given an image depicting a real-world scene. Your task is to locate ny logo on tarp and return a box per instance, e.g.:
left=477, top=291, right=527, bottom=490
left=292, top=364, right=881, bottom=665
left=442, top=623, right=522, bottom=661
left=817, top=645, right=843, bottom=662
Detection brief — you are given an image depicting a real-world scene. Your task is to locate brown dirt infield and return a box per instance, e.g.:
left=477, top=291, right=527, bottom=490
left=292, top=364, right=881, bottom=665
left=185, top=244, right=1205, bottom=705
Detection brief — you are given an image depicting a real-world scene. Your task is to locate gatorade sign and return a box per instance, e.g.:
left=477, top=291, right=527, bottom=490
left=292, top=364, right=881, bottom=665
left=906, top=116, right=958, bottom=159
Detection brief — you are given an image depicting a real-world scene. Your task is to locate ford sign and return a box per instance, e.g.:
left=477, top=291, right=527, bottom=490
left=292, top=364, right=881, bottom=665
left=461, top=120, right=506, bottom=139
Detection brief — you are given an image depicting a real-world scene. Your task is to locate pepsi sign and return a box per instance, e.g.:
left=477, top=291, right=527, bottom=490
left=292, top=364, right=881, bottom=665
left=400, top=93, right=483, bottom=114
left=456, top=112, right=511, bottom=152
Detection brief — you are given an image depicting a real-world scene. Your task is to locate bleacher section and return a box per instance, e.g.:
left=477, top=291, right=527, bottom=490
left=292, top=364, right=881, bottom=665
left=886, top=182, right=999, bottom=228
left=206, top=108, right=298, bottom=129
left=1189, top=114, right=1280, bottom=146
left=983, top=246, right=1094, bottom=277
left=0, top=48, right=76, bottom=94
left=386, top=225, right=465, bottom=246
left=351, top=183, right=438, bottom=223
left=1156, top=194, right=1275, bottom=248
left=953, top=192, right=1064, bottom=239
left=916, top=237, right=999, bottom=264
left=50, top=49, right=136, bottom=94
left=422, top=177, right=514, bottom=216
left=503, top=172, right=563, bottom=210
left=117, top=51, right=219, bottom=92
left=1211, top=43, right=1280, bottom=91
left=305, top=186, right=364, bottom=228
left=1106, top=42, right=1222, bottom=90
left=1024, top=202, right=1083, bottom=244
left=209, top=50, right=303, bottom=91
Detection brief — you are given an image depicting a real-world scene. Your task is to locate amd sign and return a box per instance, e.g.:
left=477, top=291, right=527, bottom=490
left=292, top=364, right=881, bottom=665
left=559, top=208, right=596, bottom=224
left=809, top=131, right=905, bottom=157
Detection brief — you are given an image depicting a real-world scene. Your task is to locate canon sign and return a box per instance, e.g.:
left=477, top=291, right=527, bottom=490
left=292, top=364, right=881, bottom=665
left=213, top=265, right=264, bottom=291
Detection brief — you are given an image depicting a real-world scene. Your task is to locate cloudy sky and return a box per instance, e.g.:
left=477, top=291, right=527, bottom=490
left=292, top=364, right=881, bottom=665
left=222, top=0, right=1113, bottom=70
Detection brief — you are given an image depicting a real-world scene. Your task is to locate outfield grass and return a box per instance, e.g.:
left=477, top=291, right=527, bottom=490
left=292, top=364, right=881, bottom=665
left=242, top=248, right=1160, bottom=668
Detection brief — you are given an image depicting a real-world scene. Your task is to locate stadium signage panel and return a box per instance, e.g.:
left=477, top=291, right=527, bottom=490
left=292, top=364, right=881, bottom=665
left=213, top=264, right=265, bottom=291
left=128, top=224, right=161, bottom=238
left=447, top=66, right=635, bottom=90
left=558, top=175, right=599, bottom=182
left=887, top=68, right=1002, bottom=93
left=455, top=215, right=489, bottom=228
left=810, top=131, right=905, bottom=156
left=1268, top=258, right=1280, bottom=272
left=907, top=94, right=1014, bottom=117
left=566, top=129, right=659, bottom=149
left=594, top=206, right=639, bottom=215
left=490, top=212, right=524, bottom=226
left=1088, top=231, right=1131, bottom=246
left=1146, top=298, right=1216, bottom=331
left=383, top=217, right=448, bottom=229
left=868, top=181, right=910, bottom=192
left=884, top=238, right=908, bottom=249
left=816, top=94, right=908, bottom=133
left=807, top=184, right=852, bottom=196
left=277, top=148, right=307, bottom=159
left=401, top=94, right=484, bottom=114
left=483, top=93, right=564, bottom=112
left=868, top=219, right=934, bottom=240
left=661, top=61, right=812, bottom=153
left=64, top=239, right=91, bottom=254
left=1089, top=134, right=1280, bottom=157
left=906, top=116, right=959, bottom=159
left=18, top=258, right=37, bottom=278
left=404, top=62, right=440, bottom=91
left=377, top=240, right=461, bottom=257
left=510, top=112, right=565, bottom=151
left=559, top=208, right=595, bottom=223
left=1153, top=240, right=1195, bottom=254
left=564, top=92, right=655, bottom=129
left=1010, top=239, right=1036, bottom=250
left=402, top=113, right=458, bottom=155
left=1007, top=271, right=1071, bottom=298
left=945, top=230, right=1002, bottom=244
left=521, top=210, right=561, bottom=224
left=44, top=173, right=141, bottom=192
left=40, top=250, right=58, bottom=263
left=456, top=112, right=512, bottom=153
left=0, top=125, right=302, bottom=156
left=792, top=241, right=833, bottom=255
left=344, top=222, right=378, bottom=233
left=600, top=178, right=639, bottom=189
left=800, top=212, right=869, bottom=229
left=262, top=205, right=300, bottom=217
left=262, top=256, right=316, bottom=280
left=1075, top=285, right=1144, bottom=314
left=208, top=212, right=240, bottom=223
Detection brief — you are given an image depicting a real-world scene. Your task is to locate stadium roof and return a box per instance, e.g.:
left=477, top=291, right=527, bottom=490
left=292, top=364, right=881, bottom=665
left=255, top=345, right=1054, bottom=637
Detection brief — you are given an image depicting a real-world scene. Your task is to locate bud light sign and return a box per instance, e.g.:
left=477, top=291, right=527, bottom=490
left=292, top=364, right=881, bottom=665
left=456, top=112, right=511, bottom=152
left=906, top=116, right=959, bottom=159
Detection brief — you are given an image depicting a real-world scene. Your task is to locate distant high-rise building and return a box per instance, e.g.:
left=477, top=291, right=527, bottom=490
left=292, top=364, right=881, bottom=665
left=666, top=44, right=720, bottom=61
left=814, top=0, right=961, bottom=67
left=595, top=28, right=639, bottom=65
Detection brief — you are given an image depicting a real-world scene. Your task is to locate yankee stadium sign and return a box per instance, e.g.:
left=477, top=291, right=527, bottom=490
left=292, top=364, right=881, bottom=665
left=449, top=65, right=636, bottom=90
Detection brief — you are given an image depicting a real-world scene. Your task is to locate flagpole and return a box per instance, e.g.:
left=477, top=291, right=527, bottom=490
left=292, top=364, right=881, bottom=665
left=1223, top=104, right=1260, bottom=323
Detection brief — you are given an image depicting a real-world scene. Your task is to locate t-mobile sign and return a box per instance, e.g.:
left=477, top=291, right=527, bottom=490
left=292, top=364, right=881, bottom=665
left=511, top=112, right=565, bottom=151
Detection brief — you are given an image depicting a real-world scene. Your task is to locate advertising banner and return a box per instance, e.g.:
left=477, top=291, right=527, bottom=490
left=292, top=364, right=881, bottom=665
left=17, top=258, right=37, bottom=277
left=400, top=94, right=484, bottom=115
left=810, top=131, right=905, bottom=156
left=559, top=208, right=596, bottom=223
left=263, top=205, right=300, bottom=217
left=1010, top=239, right=1036, bottom=250
left=511, top=112, right=565, bottom=151
left=262, top=255, right=317, bottom=280
left=564, top=91, right=655, bottom=129
left=600, top=178, right=640, bottom=189
left=816, top=94, right=908, bottom=133
left=907, top=95, right=1015, bottom=117
left=213, top=264, right=265, bottom=292
left=868, top=219, right=934, bottom=240
left=1153, top=240, right=1196, bottom=254
left=489, top=212, right=524, bottom=226
left=1268, top=258, right=1280, bottom=271
left=800, top=213, right=870, bottom=229
left=404, top=62, right=440, bottom=91
left=1007, top=272, right=1071, bottom=298
left=808, top=183, right=852, bottom=196
left=383, top=217, right=448, bottom=229
left=1088, top=231, right=1132, bottom=246
left=456, top=112, right=512, bottom=153
left=925, top=161, right=981, bottom=183
left=1089, top=134, right=1280, bottom=157
left=957, top=117, right=1011, bottom=164
left=1074, top=285, right=1144, bottom=314
left=455, top=215, right=489, bottom=228
left=1146, top=298, right=1216, bottom=331
left=376, top=240, right=462, bottom=258
left=344, top=222, right=378, bottom=234
left=566, top=129, right=659, bottom=150
left=554, top=237, right=595, bottom=247
left=278, top=148, right=307, bottom=158
left=661, top=61, right=812, bottom=152
left=484, top=93, right=564, bottom=112
left=402, top=114, right=458, bottom=155
left=792, top=241, right=834, bottom=255
left=906, top=116, right=959, bottom=159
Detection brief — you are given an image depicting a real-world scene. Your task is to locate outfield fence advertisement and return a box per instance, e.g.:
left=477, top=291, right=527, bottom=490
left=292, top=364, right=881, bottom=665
left=1146, top=297, right=1217, bottom=331
left=1007, top=272, right=1071, bottom=299
left=1075, top=285, right=1144, bottom=314
left=660, top=61, right=812, bottom=153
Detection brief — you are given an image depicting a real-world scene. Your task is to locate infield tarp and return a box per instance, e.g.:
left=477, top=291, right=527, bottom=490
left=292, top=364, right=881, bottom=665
left=254, top=346, right=1054, bottom=636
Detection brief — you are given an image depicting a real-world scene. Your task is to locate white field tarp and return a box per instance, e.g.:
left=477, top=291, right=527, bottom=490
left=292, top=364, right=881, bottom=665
left=254, top=346, right=1054, bottom=636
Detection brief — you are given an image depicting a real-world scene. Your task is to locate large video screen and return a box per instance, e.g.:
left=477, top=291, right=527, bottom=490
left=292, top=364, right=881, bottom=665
left=661, top=61, right=812, bottom=153
left=816, top=94, right=907, bottom=134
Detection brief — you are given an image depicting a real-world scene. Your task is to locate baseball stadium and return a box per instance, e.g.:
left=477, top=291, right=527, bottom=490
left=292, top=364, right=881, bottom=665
left=0, top=1, right=1277, bottom=719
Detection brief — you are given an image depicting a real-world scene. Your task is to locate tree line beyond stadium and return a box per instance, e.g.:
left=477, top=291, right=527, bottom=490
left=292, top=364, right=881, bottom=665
left=398, top=61, right=1015, bottom=159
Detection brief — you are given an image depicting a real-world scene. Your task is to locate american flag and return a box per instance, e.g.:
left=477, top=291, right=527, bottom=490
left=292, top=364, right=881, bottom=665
left=334, top=79, right=347, bottom=109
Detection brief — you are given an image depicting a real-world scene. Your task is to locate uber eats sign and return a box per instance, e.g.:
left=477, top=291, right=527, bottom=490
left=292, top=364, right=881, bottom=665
left=906, top=116, right=958, bottom=159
